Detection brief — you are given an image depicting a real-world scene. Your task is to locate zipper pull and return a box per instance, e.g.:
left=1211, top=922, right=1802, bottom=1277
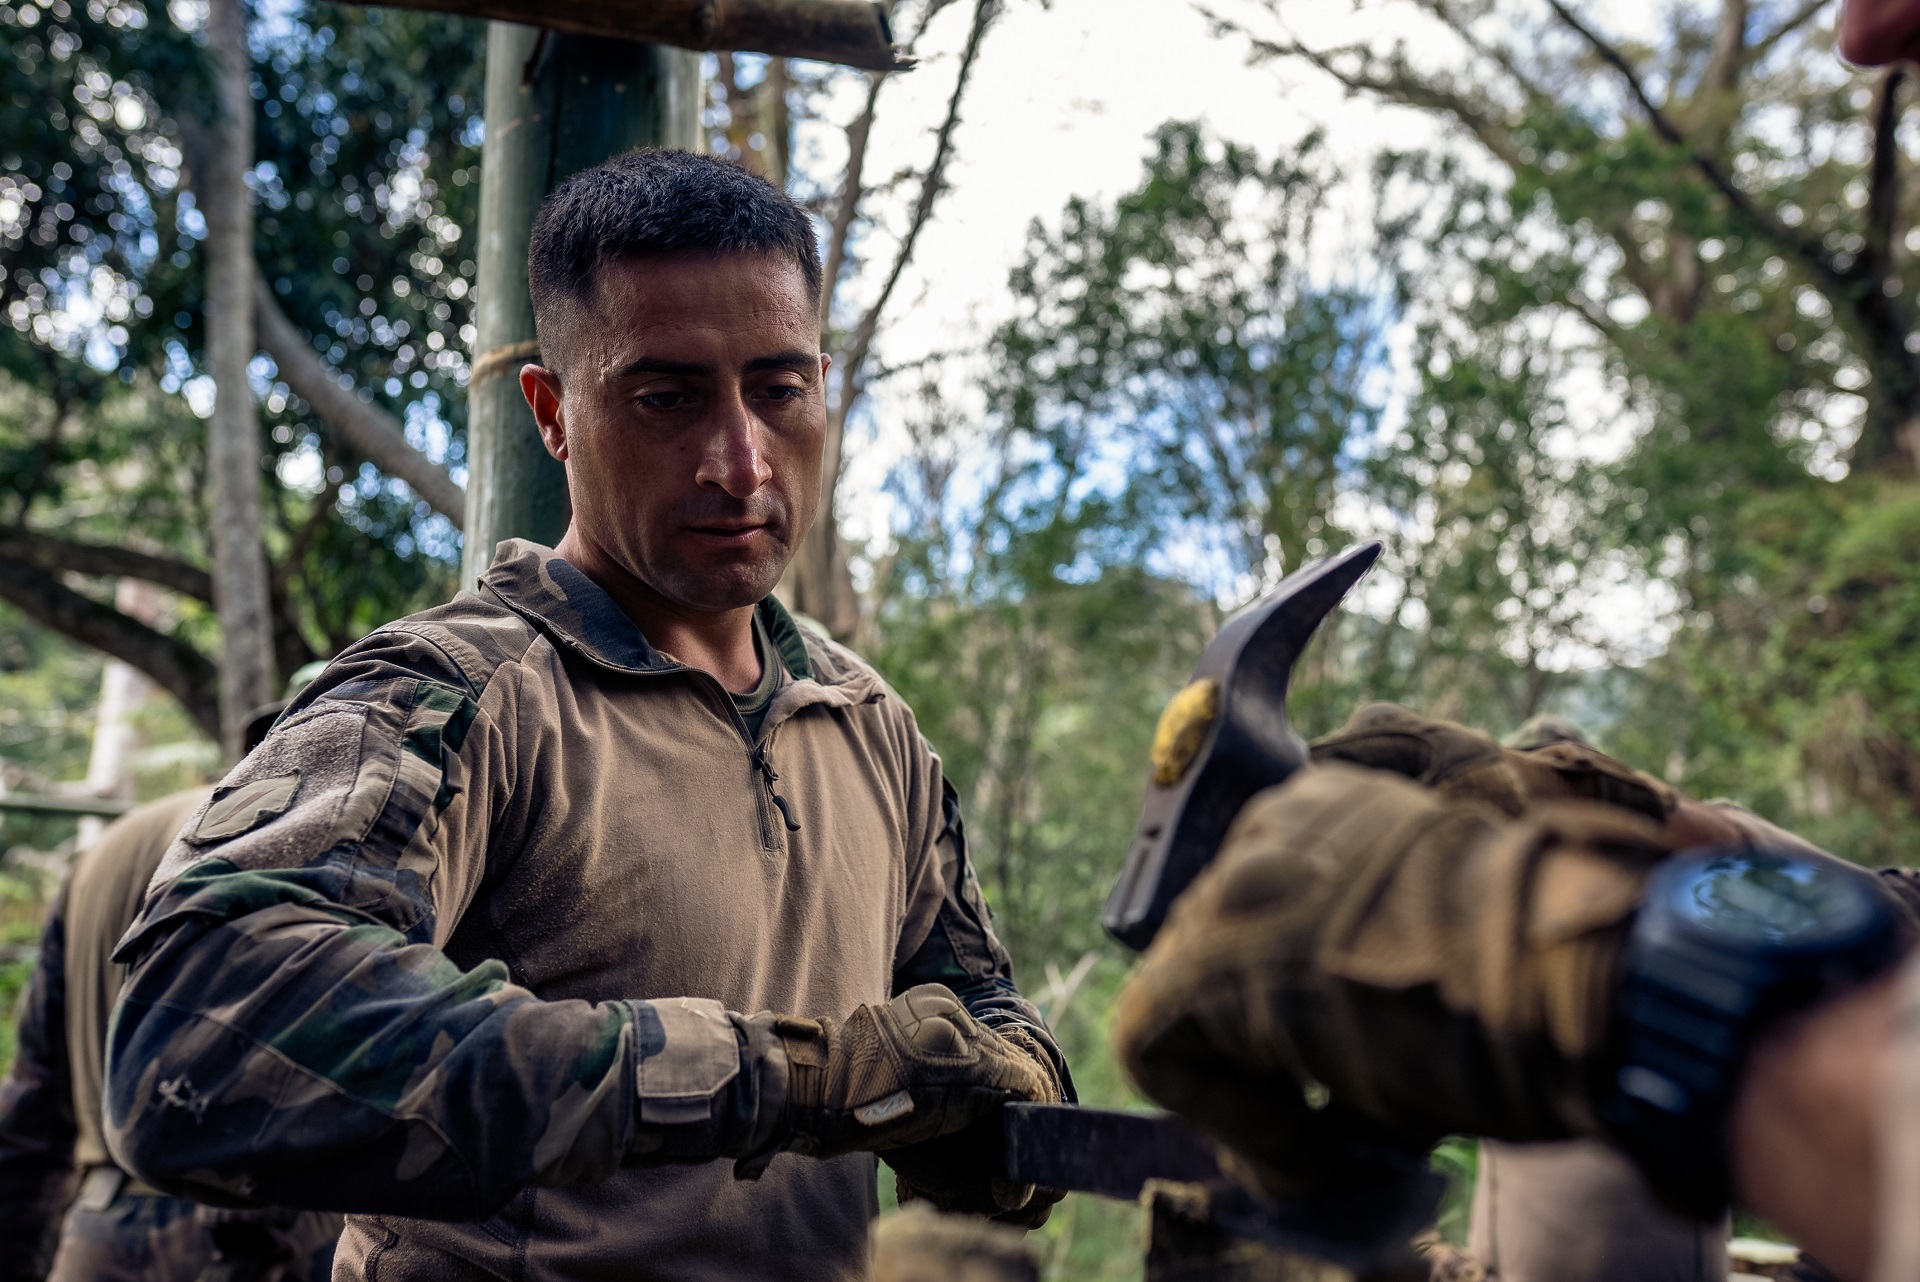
left=753, top=741, right=801, bottom=832
left=769, top=792, right=800, bottom=832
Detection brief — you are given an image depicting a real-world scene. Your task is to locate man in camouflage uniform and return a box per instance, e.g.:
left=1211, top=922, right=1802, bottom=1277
left=0, top=678, right=340, bottom=1282
left=102, top=150, right=1069, bottom=1281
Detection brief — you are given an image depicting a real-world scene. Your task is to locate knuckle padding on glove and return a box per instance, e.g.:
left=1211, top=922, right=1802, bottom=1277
left=883, top=1019, right=1066, bottom=1228
left=1115, top=764, right=1674, bottom=1189
left=780, top=984, right=1052, bottom=1159
left=1308, top=702, right=1678, bottom=826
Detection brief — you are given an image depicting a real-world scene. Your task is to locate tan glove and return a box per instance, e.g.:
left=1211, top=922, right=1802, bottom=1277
left=884, top=1023, right=1068, bottom=1229
left=777, top=985, right=1054, bottom=1159
left=1309, top=702, right=1676, bottom=821
left=1114, top=764, right=1675, bottom=1201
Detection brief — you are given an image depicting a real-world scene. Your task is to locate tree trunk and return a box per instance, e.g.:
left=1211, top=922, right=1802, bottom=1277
left=203, top=0, right=277, bottom=760
left=77, top=579, right=159, bottom=848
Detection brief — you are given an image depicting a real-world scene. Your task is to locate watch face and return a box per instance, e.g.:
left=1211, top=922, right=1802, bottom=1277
left=1667, top=850, right=1873, bottom=946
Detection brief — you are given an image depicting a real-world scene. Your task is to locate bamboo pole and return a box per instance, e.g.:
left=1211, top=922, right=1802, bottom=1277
left=461, top=29, right=701, bottom=585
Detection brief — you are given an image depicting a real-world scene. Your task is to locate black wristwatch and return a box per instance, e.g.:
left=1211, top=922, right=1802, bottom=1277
left=1599, top=845, right=1907, bottom=1219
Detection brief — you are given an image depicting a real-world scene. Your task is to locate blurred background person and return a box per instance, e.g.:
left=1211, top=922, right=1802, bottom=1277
left=0, top=665, right=339, bottom=1282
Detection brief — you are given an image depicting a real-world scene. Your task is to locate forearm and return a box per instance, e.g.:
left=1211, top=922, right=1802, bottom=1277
left=108, top=907, right=642, bottom=1217
left=1729, top=974, right=1900, bottom=1282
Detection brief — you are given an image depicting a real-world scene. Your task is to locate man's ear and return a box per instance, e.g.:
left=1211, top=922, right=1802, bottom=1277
left=521, top=365, right=568, bottom=461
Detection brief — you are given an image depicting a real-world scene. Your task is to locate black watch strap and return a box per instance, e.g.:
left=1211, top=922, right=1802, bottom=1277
left=1599, top=848, right=1907, bottom=1220
left=1600, top=931, right=1758, bottom=1217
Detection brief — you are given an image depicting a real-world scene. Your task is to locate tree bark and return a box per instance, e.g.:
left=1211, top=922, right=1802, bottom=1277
left=253, top=277, right=467, bottom=525
left=202, top=0, right=277, bottom=759
left=0, top=561, right=222, bottom=742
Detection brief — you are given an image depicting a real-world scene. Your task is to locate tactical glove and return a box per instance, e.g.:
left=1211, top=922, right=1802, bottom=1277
left=1114, top=764, right=1674, bottom=1201
left=883, top=1023, right=1068, bottom=1229
left=776, top=984, right=1055, bottom=1160
left=1309, top=702, right=1676, bottom=822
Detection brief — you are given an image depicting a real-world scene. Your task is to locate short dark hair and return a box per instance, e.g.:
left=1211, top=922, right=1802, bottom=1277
left=527, top=149, right=822, bottom=361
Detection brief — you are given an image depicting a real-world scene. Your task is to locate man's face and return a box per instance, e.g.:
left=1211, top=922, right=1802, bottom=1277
left=523, top=252, right=826, bottom=613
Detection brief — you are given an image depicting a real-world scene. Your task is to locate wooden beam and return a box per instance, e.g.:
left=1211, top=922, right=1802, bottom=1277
left=370, top=0, right=911, bottom=72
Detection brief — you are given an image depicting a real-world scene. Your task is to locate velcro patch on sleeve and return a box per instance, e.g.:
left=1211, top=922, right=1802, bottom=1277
left=191, top=772, right=302, bottom=842
left=635, top=997, right=742, bottom=1126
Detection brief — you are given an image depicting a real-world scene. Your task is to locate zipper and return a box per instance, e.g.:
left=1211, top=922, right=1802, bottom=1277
left=752, top=735, right=801, bottom=835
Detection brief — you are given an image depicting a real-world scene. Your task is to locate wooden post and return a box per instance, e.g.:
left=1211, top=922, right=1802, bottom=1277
left=462, top=26, right=699, bottom=586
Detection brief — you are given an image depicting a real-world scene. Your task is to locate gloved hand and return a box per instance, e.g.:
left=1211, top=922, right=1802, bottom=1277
left=777, top=985, right=1055, bottom=1160
left=1308, top=702, right=1676, bottom=821
left=883, top=1023, right=1067, bottom=1229
left=1113, top=764, right=1675, bottom=1201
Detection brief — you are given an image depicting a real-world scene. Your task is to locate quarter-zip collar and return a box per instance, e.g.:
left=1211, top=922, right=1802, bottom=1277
left=476, top=540, right=870, bottom=716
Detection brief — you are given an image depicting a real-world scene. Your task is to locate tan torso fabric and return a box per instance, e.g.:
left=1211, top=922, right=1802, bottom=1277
left=324, top=545, right=954, bottom=1280
left=1873, top=953, right=1920, bottom=1282
left=1469, top=1140, right=1727, bottom=1282
left=62, top=789, right=211, bottom=1170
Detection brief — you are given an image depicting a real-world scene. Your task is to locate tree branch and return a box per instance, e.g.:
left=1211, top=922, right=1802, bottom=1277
left=1541, top=2, right=1849, bottom=291
left=1407, top=0, right=1561, bottom=113
left=838, top=0, right=998, bottom=397
left=820, top=71, right=885, bottom=331
left=1212, top=15, right=1533, bottom=170
left=1543, top=1, right=1690, bottom=144
left=254, top=276, right=467, bottom=526
left=788, top=0, right=1001, bottom=637
left=1748, top=0, right=1833, bottom=65
left=0, top=528, right=214, bottom=601
left=0, top=561, right=221, bottom=742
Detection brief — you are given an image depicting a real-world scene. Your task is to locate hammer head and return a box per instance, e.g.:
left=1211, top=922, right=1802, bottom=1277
left=1103, top=541, right=1383, bottom=952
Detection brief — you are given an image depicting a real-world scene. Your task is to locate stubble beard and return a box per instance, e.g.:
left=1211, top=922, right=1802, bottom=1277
left=636, top=492, right=802, bottom=613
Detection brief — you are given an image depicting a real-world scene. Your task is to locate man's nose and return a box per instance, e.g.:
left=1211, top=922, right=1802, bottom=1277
left=693, top=388, right=774, bottom=499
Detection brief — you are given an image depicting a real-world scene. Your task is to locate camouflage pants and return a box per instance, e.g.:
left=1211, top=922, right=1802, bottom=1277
left=48, top=1188, right=339, bottom=1282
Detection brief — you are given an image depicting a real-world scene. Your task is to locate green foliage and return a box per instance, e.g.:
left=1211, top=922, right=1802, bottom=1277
left=1429, top=1138, right=1478, bottom=1247
left=1, top=0, right=482, bottom=711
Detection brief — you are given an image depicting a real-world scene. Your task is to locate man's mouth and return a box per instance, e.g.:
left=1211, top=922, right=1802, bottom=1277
left=687, top=522, right=769, bottom=544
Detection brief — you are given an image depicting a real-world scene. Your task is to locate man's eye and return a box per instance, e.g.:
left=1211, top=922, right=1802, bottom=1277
left=764, top=384, right=805, bottom=402
left=638, top=391, right=689, bottom=410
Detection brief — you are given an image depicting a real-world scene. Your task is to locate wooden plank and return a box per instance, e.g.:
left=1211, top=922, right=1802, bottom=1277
left=370, top=0, right=911, bottom=71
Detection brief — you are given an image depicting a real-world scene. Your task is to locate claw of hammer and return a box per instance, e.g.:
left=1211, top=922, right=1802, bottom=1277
left=1104, top=540, right=1384, bottom=952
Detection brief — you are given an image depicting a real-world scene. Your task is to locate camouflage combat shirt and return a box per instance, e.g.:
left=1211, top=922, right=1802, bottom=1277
left=104, top=539, right=1064, bottom=1282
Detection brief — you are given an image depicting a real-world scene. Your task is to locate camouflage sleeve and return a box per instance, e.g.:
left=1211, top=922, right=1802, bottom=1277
left=892, top=773, right=1075, bottom=1102
left=104, top=635, right=769, bottom=1220
left=0, top=879, right=77, bottom=1280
